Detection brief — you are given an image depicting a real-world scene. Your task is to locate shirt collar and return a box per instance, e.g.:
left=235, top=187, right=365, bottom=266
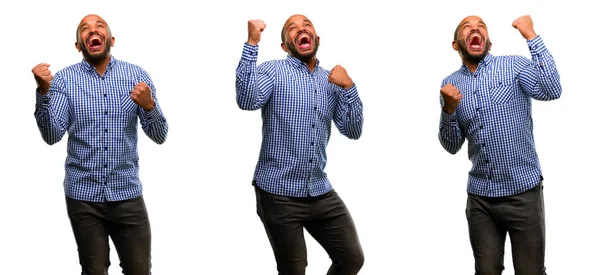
left=285, top=54, right=320, bottom=71
left=80, top=55, right=116, bottom=74
left=460, top=53, right=493, bottom=75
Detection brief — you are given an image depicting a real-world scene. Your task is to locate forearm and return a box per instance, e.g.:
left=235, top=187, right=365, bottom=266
left=139, top=103, right=168, bottom=144
left=521, top=36, right=562, bottom=100
left=34, top=91, right=67, bottom=145
left=235, top=43, right=270, bottom=110
left=438, top=110, right=464, bottom=154
left=334, top=85, right=363, bottom=139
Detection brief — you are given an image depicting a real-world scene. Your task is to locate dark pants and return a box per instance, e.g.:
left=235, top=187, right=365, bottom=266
left=66, top=195, right=152, bottom=275
left=466, top=181, right=546, bottom=275
left=255, top=187, right=365, bottom=275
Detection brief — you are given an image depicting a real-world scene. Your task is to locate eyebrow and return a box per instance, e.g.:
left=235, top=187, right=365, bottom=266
left=79, top=20, right=106, bottom=30
left=286, top=19, right=311, bottom=29
left=462, top=20, right=486, bottom=28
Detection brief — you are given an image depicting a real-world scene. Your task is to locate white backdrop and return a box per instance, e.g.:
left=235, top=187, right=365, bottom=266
left=1, top=0, right=597, bottom=274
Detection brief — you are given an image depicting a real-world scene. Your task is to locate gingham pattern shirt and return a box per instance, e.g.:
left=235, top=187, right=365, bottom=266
left=439, top=36, right=561, bottom=197
left=236, top=43, right=363, bottom=197
left=34, top=57, right=168, bottom=202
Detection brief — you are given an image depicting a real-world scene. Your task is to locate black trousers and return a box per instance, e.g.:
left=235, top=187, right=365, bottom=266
left=255, top=187, right=365, bottom=275
left=466, top=181, right=546, bottom=275
left=66, top=195, right=152, bottom=275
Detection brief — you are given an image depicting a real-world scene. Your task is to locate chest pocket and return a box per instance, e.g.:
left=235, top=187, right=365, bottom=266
left=488, top=75, right=517, bottom=106
left=116, top=79, right=138, bottom=117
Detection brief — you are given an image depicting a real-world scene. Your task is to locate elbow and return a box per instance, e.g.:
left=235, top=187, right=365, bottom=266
left=43, top=137, right=59, bottom=146
left=345, top=128, right=362, bottom=140
left=237, top=101, right=261, bottom=111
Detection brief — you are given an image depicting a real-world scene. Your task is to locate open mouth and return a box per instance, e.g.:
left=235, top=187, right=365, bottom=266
left=467, top=33, right=483, bottom=50
left=86, top=35, right=104, bottom=51
left=295, top=33, right=313, bottom=50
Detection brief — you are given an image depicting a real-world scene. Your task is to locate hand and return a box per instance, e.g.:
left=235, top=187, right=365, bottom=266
left=512, top=15, right=537, bottom=40
left=130, top=82, right=155, bottom=111
left=328, top=65, right=354, bottom=90
left=32, top=63, right=53, bottom=95
left=247, top=19, right=266, bottom=46
left=440, top=83, right=462, bottom=114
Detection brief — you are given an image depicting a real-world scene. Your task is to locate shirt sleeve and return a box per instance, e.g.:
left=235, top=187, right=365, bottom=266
left=332, top=83, right=363, bottom=139
left=438, top=87, right=465, bottom=154
left=516, top=35, right=562, bottom=101
left=235, top=43, right=275, bottom=110
left=34, top=73, right=69, bottom=145
left=138, top=70, right=168, bottom=144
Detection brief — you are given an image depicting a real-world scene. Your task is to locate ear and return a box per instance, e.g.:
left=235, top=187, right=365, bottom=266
left=489, top=41, right=492, bottom=51
left=281, top=42, right=288, bottom=52
left=316, top=36, right=320, bottom=46
left=452, top=41, right=458, bottom=51
left=75, top=41, right=81, bottom=52
left=110, top=36, right=115, bottom=47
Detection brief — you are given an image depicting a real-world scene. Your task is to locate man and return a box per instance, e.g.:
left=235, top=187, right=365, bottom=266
left=235, top=14, right=365, bottom=275
left=32, top=14, right=168, bottom=275
left=438, top=15, right=561, bottom=275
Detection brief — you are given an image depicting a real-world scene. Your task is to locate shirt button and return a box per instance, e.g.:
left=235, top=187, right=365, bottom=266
left=485, top=160, right=490, bottom=164
left=482, top=143, right=486, bottom=147
left=104, top=147, right=108, bottom=151
left=309, top=159, right=313, bottom=163
left=104, top=111, right=108, bottom=115
left=103, top=94, right=107, bottom=97
left=479, top=125, right=483, bottom=129
left=312, top=124, right=315, bottom=128
left=476, top=108, right=480, bottom=112
left=311, top=142, right=314, bottom=145
left=314, top=107, right=317, bottom=111
left=104, top=164, right=108, bottom=168
left=488, top=176, right=492, bottom=180
left=104, top=129, right=108, bottom=133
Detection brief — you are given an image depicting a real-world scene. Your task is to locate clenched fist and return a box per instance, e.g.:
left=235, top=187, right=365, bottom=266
left=130, top=82, right=155, bottom=111
left=247, top=19, right=266, bottom=46
left=328, top=65, right=354, bottom=90
left=512, top=15, right=537, bottom=40
left=440, top=83, right=462, bottom=114
left=32, top=63, right=53, bottom=95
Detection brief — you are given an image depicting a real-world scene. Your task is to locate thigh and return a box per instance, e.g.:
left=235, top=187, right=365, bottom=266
left=502, top=183, right=546, bottom=275
left=65, top=196, right=110, bottom=275
left=466, top=194, right=507, bottom=275
left=255, top=187, right=310, bottom=275
left=107, top=196, right=152, bottom=275
left=305, top=190, right=364, bottom=275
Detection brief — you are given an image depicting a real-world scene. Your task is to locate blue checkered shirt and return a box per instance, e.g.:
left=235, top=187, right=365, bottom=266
left=34, top=57, right=168, bottom=202
left=236, top=43, right=363, bottom=197
left=439, top=36, right=561, bottom=197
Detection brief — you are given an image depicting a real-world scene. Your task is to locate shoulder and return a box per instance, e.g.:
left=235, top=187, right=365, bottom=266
left=113, top=58, right=147, bottom=74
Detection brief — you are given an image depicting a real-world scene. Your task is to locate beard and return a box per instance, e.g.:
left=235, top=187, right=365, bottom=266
left=79, top=35, right=111, bottom=65
left=456, top=38, right=490, bottom=63
left=285, top=35, right=319, bottom=63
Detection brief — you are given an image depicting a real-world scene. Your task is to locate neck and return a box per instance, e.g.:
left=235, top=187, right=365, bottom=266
left=304, top=57, right=317, bottom=72
left=86, top=55, right=111, bottom=76
left=462, top=60, right=479, bottom=73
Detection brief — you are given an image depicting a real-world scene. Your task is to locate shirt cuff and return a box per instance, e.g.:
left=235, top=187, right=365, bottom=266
left=527, top=35, right=546, bottom=54
left=143, top=105, right=161, bottom=119
left=339, top=84, right=359, bottom=103
left=242, top=43, right=259, bottom=61
left=440, top=110, right=457, bottom=126
left=36, top=89, right=51, bottom=107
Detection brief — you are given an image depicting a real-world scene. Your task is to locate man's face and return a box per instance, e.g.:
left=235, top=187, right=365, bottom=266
left=75, top=14, right=114, bottom=64
left=281, top=14, right=320, bottom=63
left=453, top=16, right=491, bottom=63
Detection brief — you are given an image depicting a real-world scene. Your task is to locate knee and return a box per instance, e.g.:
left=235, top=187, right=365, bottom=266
left=278, top=258, right=307, bottom=275
left=475, top=259, right=504, bottom=275
left=336, top=250, right=364, bottom=274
